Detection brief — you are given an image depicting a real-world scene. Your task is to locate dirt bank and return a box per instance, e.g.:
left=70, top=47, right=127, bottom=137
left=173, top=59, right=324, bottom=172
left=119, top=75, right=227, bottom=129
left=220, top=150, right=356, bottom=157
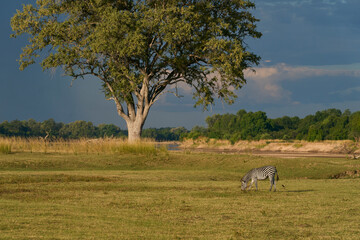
left=177, top=139, right=360, bottom=158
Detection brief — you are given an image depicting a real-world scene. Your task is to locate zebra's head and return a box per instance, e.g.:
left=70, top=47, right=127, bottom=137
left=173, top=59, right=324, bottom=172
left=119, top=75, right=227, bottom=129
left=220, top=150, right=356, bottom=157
left=241, top=172, right=251, bottom=190
left=241, top=180, right=247, bottom=191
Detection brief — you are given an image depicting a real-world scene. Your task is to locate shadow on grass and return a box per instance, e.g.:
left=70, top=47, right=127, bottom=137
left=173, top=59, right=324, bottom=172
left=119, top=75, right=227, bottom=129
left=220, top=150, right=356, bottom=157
left=283, top=190, right=315, bottom=193
left=240, top=189, right=315, bottom=193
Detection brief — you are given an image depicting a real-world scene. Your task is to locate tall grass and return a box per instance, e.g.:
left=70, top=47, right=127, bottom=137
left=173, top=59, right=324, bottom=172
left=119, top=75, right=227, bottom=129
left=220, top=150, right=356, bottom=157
left=0, top=137, right=163, bottom=155
left=0, top=143, right=11, bottom=154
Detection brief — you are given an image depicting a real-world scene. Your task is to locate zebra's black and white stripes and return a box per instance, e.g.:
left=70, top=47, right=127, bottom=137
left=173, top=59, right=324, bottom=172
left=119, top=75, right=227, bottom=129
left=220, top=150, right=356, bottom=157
left=241, top=166, right=279, bottom=191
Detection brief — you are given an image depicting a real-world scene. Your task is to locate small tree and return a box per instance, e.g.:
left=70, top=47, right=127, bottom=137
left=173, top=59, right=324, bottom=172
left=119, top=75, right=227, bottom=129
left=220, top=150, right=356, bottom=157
left=11, top=0, right=261, bottom=141
left=349, top=112, right=360, bottom=142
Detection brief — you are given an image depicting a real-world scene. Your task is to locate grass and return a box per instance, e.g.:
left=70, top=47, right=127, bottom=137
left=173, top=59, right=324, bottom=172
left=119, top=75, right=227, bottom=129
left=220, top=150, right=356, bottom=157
left=0, top=143, right=11, bottom=154
left=293, top=143, right=303, bottom=149
left=0, top=142, right=360, bottom=239
left=0, top=137, right=162, bottom=155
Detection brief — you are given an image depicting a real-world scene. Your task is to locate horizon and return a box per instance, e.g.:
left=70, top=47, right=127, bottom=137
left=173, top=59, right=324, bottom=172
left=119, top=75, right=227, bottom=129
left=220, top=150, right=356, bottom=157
left=0, top=107, right=354, bottom=130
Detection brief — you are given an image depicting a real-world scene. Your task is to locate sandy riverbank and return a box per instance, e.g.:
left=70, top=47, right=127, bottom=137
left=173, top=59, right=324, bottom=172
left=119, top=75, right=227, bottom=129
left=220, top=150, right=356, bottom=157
left=175, top=139, right=360, bottom=158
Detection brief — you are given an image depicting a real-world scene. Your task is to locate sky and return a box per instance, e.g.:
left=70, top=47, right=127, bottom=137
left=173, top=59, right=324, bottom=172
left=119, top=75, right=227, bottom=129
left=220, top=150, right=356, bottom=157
left=1, top=0, right=360, bottom=130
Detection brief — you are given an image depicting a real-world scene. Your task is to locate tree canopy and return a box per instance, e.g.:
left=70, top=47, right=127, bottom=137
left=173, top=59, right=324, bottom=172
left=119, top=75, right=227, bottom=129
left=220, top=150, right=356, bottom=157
left=188, top=109, right=359, bottom=143
left=11, top=0, right=262, bottom=141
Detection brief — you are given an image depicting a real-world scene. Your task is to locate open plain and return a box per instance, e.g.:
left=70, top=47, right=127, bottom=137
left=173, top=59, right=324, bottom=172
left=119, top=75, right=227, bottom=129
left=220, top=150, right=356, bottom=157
left=1, top=139, right=360, bottom=239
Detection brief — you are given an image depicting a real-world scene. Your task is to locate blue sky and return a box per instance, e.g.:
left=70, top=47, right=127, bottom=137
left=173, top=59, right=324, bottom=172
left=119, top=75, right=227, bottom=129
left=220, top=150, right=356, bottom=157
left=1, top=0, right=359, bottom=130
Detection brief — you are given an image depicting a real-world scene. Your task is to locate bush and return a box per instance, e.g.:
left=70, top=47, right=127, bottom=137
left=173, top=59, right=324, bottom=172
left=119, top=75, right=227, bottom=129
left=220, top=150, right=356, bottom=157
left=260, top=133, right=272, bottom=140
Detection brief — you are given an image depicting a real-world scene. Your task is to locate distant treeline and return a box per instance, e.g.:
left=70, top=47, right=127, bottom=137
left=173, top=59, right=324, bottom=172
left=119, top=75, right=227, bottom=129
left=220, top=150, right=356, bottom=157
left=187, top=108, right=360, bottom=143
left=1, top=108, right=360, bottom=142
left=0, top=119, right=125, bottom=139
left=0, top=119, right=187, bottom=141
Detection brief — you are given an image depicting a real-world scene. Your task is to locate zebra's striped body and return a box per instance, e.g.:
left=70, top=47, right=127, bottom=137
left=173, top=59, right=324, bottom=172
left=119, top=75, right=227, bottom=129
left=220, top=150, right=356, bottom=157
left=241, top=166, right=279, bottom=191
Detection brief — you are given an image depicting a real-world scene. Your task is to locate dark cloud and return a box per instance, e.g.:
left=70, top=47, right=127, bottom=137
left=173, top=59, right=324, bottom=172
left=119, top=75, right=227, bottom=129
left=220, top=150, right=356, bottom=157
left=252, top=0, right=360, bottom=65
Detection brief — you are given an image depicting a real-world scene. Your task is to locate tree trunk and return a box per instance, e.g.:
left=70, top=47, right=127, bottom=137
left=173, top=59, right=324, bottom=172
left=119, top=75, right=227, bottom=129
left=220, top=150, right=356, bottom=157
left=126, top=118, right=145, bottom=142
left=108, top=76, right=151, bottom=142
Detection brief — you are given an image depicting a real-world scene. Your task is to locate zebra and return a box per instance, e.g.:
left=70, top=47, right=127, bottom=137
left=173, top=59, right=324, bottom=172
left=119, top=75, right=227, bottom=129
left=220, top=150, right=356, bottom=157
left=241, top=166, right=279, bottom=192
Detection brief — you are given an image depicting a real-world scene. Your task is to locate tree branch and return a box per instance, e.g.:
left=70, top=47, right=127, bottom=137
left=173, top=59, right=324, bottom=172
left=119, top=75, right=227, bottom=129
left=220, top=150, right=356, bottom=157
left=103, top=80, right=130, bottom=122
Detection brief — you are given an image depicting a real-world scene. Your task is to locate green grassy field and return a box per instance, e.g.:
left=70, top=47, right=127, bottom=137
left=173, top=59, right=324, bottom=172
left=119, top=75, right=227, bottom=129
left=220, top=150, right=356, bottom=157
left=1, top=150, right=360, bottom=239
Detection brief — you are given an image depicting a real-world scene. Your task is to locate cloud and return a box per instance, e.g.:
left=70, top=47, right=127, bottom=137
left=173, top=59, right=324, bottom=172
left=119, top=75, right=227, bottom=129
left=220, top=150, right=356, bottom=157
left=330, top=86, right=360, bottom=96
left=160, top=63, right=360, bottom=106
left=246, top=63, right=360, bottom=81
left=167, top=81, right=193, bottom=95
left=243, top=63, right=360, bottom=103
left=262, top=0, right=347, bottom=7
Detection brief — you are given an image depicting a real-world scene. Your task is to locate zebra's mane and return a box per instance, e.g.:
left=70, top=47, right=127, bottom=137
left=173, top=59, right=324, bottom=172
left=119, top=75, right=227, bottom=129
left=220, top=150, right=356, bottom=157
left=241, top=168, right=255, bottom=182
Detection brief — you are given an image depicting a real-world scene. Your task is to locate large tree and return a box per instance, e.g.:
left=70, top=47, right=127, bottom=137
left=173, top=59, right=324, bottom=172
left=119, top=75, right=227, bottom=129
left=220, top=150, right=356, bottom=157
left=11, top=0, right=261, bottom=141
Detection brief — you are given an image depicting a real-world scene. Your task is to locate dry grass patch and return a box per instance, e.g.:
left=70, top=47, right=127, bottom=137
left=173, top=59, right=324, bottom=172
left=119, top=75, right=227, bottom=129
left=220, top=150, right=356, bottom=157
left=0, top=143, right=12, bottom=154
left=0, top=137, right=164, bottom=155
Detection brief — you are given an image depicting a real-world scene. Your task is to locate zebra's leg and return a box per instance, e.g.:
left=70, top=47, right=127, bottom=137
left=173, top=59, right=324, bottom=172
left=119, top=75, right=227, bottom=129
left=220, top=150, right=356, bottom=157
left=273, top=176, right=277, bottom=192
left=255, top=179, right=258, bottom=191
left=248, top=179, right=254, bottom=190
left=269, top=176, right=273, bottom=191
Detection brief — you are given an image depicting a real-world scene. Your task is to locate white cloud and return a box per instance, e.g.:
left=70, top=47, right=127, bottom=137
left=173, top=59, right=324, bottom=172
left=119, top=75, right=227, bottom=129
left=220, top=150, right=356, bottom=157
left=246, top=63, right=360, bottom=82
left=243, top=63, right=360, bottom=103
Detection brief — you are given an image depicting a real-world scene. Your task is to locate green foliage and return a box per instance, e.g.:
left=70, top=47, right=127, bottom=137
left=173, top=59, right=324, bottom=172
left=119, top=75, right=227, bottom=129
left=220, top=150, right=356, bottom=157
left=349, top=112, right=360, bottom=141
left=97, top=123, right=124, bottom=138
left=0, top=119, right=126, bottom=139
left=40, top=118, right=64, bottom=137
left=205, top=110, right=272, bottom=141
left=195, top=108, right=360, bottom=141
left=142, top=127, right=188, bottom=141
left=1, top=108, right=358, bottom=141
left=0, top=119, right=190, bottom=141
left=187, top=126, right=208, bottom=140
left=59, top=120, right=97, bottom=139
